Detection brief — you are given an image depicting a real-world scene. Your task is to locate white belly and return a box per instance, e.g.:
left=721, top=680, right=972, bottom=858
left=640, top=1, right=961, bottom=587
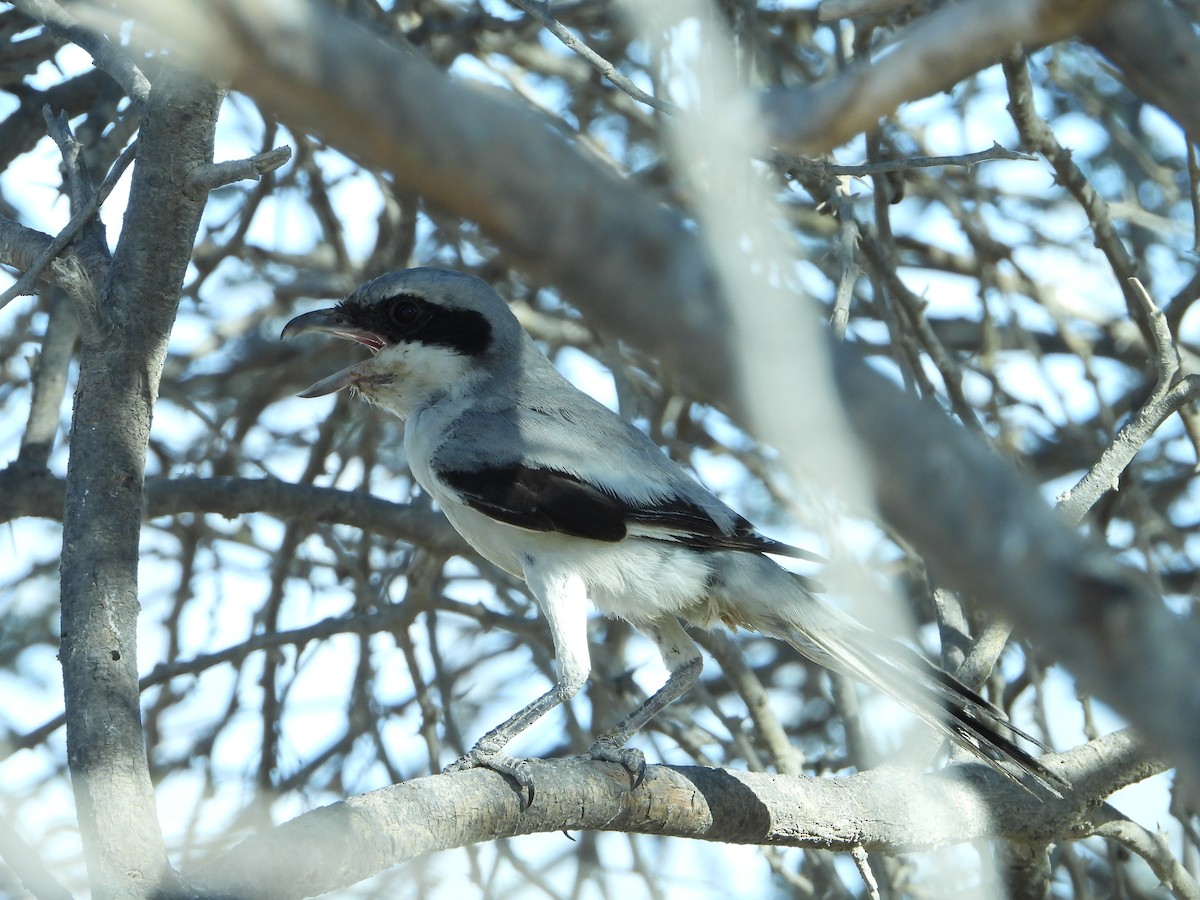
left=438, top=498, right=715, bottom=625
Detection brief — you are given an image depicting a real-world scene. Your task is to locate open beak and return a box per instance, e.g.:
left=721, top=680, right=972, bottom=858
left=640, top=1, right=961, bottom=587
left=281, top=308, right=384, bottom=398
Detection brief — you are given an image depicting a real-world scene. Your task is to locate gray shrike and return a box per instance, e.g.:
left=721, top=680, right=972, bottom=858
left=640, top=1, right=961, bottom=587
left=283, top=267, right=1063, bottom=800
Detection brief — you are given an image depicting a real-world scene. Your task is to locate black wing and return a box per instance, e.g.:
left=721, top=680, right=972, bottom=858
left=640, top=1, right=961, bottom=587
left=440, top=463, right=824, bottom=564
left=440, top=464, right=629, bottom=541
left=627, top=500, right=824, bottom=561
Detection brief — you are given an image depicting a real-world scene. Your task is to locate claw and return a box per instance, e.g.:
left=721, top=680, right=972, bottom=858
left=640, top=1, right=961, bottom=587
left=444, top=749, right=536, bottom=808
left=588, top=739, right=647, bottom=789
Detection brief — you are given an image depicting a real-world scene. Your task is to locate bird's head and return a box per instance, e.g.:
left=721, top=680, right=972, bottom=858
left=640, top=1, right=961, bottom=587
left=281, top=267, right=521, bottom=418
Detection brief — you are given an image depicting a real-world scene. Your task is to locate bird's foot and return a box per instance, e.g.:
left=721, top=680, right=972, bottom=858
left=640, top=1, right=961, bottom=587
left=587, top=737, right=647, bottom=790
left=444, top=748, right=536, bottom=808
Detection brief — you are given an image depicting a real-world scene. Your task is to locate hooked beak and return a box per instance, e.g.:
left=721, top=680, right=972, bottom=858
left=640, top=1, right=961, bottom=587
left=281, top=308, right=385, bottom=398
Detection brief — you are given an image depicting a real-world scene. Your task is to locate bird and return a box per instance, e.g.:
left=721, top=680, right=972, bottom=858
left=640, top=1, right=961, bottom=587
left=281, top=266, right=1065, bottom=802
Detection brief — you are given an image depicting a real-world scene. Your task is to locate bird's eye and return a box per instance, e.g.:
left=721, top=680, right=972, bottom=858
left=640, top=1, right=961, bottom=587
left=390, top=299, right=423, bottom=328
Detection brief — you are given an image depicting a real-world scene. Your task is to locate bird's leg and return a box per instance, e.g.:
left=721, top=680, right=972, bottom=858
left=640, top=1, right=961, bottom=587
left=444, top=561, right=590, bottom=807
left=443, top=685, right=572, bottom=801
left=588, top=617, right=703, bottom=788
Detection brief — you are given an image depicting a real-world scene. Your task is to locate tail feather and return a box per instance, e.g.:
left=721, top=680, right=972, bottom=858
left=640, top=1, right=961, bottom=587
left=764, top=606, right=1067, bottom=797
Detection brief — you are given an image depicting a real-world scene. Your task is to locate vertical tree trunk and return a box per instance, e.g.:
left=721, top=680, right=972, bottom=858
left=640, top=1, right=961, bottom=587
left=59, top=65, right=222, bottom=897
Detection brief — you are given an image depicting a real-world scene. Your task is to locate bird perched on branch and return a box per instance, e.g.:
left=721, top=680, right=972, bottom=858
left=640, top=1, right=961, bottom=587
left=282, top=266, right=1064, bottom=802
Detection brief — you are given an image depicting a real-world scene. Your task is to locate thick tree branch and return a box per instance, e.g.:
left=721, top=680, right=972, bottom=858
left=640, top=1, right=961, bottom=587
left=186, top=730, right=1161, bottom=898
left=0, top=215, right=50, bottom=268
left=57, top=65, right=220, bottom=896
left=0, top=471, right=468, bottom=555
left=1083, top=0, right=1200, bottom=141
left=762, top=0, right=1119, bottom=154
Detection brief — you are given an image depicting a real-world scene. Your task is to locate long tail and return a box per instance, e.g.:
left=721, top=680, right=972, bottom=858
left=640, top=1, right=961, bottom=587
left=725, top=564, right=1068, bottom=796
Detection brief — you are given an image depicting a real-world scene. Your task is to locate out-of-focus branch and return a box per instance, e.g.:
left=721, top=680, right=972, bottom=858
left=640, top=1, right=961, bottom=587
left=185, top=730, right=1161, bottom=898
left=762, top=0, right=1119, bottom=154
left=93, top=0, right=731, bottom=395
left=508, top=0, right=678, bottom=114
left=693, top=631, right=803, bottom=776
left=0, top=815, right=72, bottom=900
left=16, top=290, right=79, bottom=470
left=148, top=476, right=468, bottom=553
left=777, top=143, right=1035, bottom=179
left=1095, top=819, right=1200, bottom=900
left=817, top=0, right=918, bottom=21
left=1083, top=0, right=1200, bottom=141
left=831, top=339, right=1200, bottom=772
left=0, top=70, right=115, bottom=174
left=12, top=0, right=151, bottom=103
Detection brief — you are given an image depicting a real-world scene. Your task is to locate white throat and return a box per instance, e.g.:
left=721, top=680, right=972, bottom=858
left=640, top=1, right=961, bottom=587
left=352, top=341, right=485, bottom=420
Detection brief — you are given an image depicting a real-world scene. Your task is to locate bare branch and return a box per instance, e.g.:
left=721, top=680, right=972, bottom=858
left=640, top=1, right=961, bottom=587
left=0, top=470, right=468, bottom=556
left=1093, top=819, right=1200, bottom=900
left=778, top=143, right=1036, bottom=179
left=16, top=290, right=79, bottom=470
left=12, top=599, right=467, bottom=753
left=509, top=0, right=678, bottom=114
left=0, top=132, right=135, bottom=322
left=694, top=631, right=803, bottom=776
left=145, top=475, right=467, bottom=555
left=1057, top=280, right=1196, bottom=521
left=763, top=0, right=1120, bottom=154
left=11, top=0, right=151, bottom=104
left=183, top=144, right=292, bottom=199
left=1003, top=52, right=1148, bottom=335
left=98, top=0, right=729, bottom=393
left=8, top=0, right=1199, bottom=892
left=850, top=845, right=882, bottom=900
